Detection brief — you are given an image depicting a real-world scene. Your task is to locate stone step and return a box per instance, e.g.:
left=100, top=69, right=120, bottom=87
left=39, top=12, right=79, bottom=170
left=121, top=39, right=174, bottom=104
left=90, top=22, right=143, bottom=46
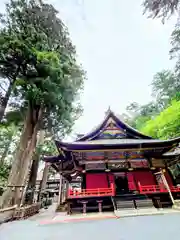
left=115, top=198, right=154, bottom=210
left=136, top=199, right=154, bottom=209
left=116, top=200, right=135, bottom=210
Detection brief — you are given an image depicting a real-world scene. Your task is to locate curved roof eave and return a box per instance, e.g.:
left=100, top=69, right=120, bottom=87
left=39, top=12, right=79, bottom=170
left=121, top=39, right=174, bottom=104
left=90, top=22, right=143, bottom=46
left=55, top=137, right=180, bottom=152
left=76, top=109, right=152, bottom=141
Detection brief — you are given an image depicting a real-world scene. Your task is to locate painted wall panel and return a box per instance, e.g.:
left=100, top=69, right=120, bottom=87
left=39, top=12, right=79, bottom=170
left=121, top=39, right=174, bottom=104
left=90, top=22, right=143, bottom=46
left=133, top=171, right=156, bottom=186
left=86, top=173, right=115, bottom=189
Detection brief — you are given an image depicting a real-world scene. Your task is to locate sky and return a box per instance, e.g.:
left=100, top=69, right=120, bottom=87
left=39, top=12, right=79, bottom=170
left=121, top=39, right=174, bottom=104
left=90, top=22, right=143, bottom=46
left=48, top=0, right=177, bottom=137
left=1, top=0, right=177, bottom=138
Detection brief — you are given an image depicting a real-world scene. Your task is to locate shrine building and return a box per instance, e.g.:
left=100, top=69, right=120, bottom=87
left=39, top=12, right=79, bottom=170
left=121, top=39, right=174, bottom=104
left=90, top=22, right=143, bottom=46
left=44, top=109, right=180, bottom=214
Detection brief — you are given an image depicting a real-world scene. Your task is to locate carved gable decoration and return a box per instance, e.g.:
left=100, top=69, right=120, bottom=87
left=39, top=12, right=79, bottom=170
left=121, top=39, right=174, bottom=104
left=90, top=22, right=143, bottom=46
left=95, top=118, right=127, bottom=139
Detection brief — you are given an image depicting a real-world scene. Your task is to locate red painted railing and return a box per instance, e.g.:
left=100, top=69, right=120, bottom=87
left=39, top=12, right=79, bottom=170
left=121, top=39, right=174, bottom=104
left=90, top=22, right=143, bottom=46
left=138, top=183, right=180, bottom=194
left=68, top=183, right=115, bottom=199
left=67, top=183, right=180, bottom=199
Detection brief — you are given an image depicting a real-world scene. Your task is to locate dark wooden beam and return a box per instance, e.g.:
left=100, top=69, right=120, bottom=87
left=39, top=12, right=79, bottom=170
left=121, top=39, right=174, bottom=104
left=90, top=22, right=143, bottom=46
left=83, top=168, right=153, bottom=173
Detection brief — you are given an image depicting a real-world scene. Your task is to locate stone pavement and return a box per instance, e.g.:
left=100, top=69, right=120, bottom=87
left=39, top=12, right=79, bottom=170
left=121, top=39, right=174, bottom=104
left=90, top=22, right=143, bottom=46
left=114, top=207, right=180, bottom=218
left=2, top=212, right=180, bottom=240
left=28, top=203, right=180, bottom=225
left=28, top=203, right=62, bottom=221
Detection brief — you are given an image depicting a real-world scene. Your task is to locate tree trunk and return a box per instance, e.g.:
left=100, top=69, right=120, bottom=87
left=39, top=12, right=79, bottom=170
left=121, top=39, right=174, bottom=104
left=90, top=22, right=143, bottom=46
left=0, top=81, right=13, bottom=122
left=37, top=163, right=49, bottom=202
left=0, top=104, right=43, bottom=208
left=0, top=107, right=33, bottom=207
left=26, top=130, right=45, bottom=204
left=14, top=107, right=43, bottom=206
left=26, top=154, right=39, bottom=204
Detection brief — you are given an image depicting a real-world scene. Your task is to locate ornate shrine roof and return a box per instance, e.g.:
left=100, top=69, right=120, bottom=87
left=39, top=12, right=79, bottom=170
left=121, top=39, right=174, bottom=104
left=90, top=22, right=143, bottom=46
left=76, top=108, right=152, bottom=141
left=44, top=109, right=180, bottom=168
left=55, top=109, right=180, bottom=151
left=55, top=138, right=180, bottom=150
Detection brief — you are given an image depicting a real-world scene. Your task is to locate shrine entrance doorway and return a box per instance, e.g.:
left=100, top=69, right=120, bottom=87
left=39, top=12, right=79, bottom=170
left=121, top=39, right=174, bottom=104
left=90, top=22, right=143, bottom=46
left=114, top=173, right=129, bottom=194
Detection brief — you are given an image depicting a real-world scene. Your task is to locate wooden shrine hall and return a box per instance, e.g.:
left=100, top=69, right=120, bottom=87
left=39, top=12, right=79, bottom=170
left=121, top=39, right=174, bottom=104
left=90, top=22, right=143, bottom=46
left=43, top=109, right=180, bottom=214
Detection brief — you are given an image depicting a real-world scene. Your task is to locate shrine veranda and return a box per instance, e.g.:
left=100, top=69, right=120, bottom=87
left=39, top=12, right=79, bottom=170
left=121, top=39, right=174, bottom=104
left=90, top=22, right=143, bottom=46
left=44, top=109, right=180, bottom=213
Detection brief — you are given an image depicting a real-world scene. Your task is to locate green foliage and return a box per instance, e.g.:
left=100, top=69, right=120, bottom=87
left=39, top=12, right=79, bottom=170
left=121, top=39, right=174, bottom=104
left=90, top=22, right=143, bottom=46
left=0, top=0, right=85, bottom=135
left=35, top=136, right=58, bottom=157
left=126, top=4, right=180, bottom=138
left=0, top=0, right=85, bottom=195
left=0, top=124, right=19, bottom=161
left=143, top=0, right=179, bottom=20
left=131, top=115, right=152, bottom=130
left=0, top=163, right=11, bottom=182
left=126, top=101, right=159, bottom=130
left=126, top=67, right=180, bottom=136
left=0, top=123, right=21, bottom=185
left=151, top=70, right=180, bottom=109
left=126, top=102, right=140, bottom=113
left=140, top=100, right=180, bottom=139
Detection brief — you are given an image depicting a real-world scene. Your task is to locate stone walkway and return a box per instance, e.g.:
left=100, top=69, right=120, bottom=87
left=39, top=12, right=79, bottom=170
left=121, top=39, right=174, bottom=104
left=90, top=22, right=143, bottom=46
left=29, top=204, right=62, bottom=221
left=114, top=207, right=180, bottom=218
left=28, top=204, right=180, bottom=225
left=2, top=211, right=180, bottom=240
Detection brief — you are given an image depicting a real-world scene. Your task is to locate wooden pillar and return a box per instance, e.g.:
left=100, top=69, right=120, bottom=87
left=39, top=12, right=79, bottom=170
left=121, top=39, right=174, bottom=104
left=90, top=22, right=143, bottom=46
left=61, top=178, right=65, bottom=203
left=65, top=180, right=69, bottom=199
left=58, top=173, right=63, bottom=205
left=67, top=202, right=72, bottom=215
left=81, top=173, right=86, bottom=189
left=41, top=163, right=49, bottom=191
left=37, top=163, right=49, bottom=202
left=61, top=178, right=68, bottom=203
left=155, top=197, right=162, bottom=208
left=138, top=181, right=142, bottom=192
left=133, top=199, right=137, bottom=209
left=97, top=200, right=103, bottom=213
left=161, top=169, right=175, bottom=205
left=154, top=169, right=175, bottom=205
left=149, top=157, right=153, bottom=168
left=81, top=201, right=88, bottom=214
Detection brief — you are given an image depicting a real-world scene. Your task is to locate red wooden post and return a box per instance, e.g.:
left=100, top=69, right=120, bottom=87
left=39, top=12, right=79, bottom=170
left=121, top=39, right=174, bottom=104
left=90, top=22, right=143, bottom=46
left=98, top=188, right=100, bottom=196
left=111, top=183, right=113, bottom=195
left=159, top=184, right=163, bottom=192
left=138, top=182, right=142, bottom=192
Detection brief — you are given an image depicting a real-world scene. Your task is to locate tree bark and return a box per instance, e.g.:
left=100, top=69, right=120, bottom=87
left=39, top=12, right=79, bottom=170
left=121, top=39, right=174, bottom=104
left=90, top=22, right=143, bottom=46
left=0, top=107, right=33, bottom=207
left=0, top=81, right=13, bottom=123
left=14, top=107, right=43, bottom=206
left=0, top=104, right=43, bottom=208
left=37, top=163, right=49, bottom=202
left=26, top=130, right=45, bottom=204
left=26, top=154, right=39, bottom=204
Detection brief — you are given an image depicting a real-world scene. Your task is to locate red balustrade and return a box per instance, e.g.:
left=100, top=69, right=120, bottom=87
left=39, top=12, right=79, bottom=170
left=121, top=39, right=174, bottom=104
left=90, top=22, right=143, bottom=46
left=138, top=183, right=180, bottom=194
left=68, top=183, right=180, bottom=199
left=68, top=183, right=115, bottom=199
